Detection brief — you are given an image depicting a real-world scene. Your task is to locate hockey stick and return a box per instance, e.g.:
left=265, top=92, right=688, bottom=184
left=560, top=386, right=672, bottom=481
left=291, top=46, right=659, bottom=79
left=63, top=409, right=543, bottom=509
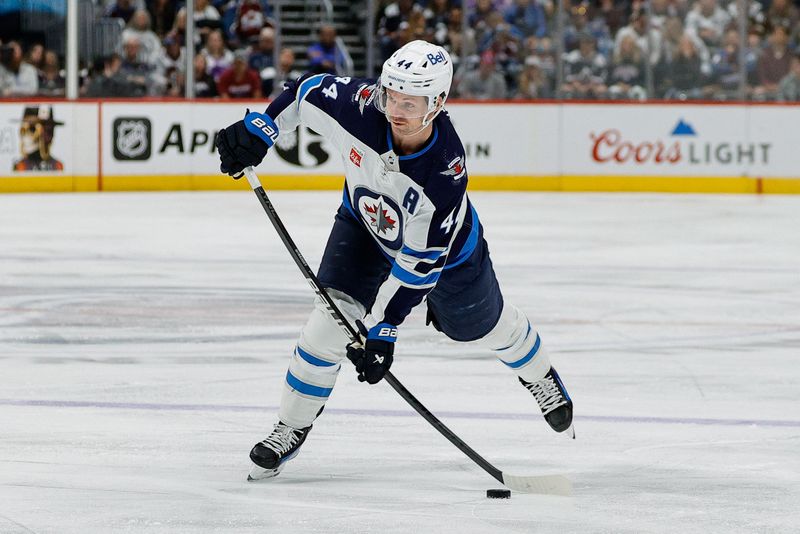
left=241, top=166, right=571, bottom=496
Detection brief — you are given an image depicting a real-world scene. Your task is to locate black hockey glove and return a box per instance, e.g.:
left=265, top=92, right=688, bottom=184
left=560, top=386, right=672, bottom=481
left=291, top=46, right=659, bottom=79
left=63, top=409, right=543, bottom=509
left=346, top=321, right=396, bottom=384
left=216, top=110, right=279, bottom=178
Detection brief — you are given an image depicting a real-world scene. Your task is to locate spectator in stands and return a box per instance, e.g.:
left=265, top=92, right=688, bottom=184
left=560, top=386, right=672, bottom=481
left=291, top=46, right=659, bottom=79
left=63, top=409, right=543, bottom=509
left=684, top=0, right=731, bottom=48
left=407, top=9, right=431, bottom=42
left=249, top=27, right=276, bottom=95
left=119, top=35, right=152, bottom=95
left=765, top=0, right=798, bottom=35
left=217, top=49, right=262, bottom=99
left=516, top=55, right=552, bottom=98
left=777, top=52, right=800, bottom=101
left=166, top=7, right=187, bottom=47
left=710, top=28, right=744, bottom=99
left=481, top=17, right=523, bottom=91
left=734, top=1, right=769, bottom=33
left=424, top=0, right=452, bottom=41
left=662, top=35, right=708, bottom=100
left=271, top=47, right=302, bottom=97
left=106, top=0, right=137, bottom=24
left=158, top=34, right=185, bottom=73
left=608, top=34, right=647, bottom=100
left=122, top=10, right=162, bottom=67
left=649, top=0, right=679, bottom=30
left=443, top=6, right=476, bottom=61
left=25, top=43, right=44, bottom=71
left=563, top=2, right=611, bottom=56
left=523, top=35, right=556, bottom=85
left=308, top=24, right=344, bottom=75
left=0, top=41, right=39, bottom=96
left=201, top=29, right=233, bottom=81
left=85, top=54, right=141, bottom=97
left=753, top=25, right=793, bottom=100
left=192, top=53, right=218, bottom=97
left=37, top=50, right=65, bottom=97
left=458, top=50, right=508, bottom=99
left=147, top=0, right=177, bottom=37
left=504, top=0, right=547, bottom=39
left=469, top=0, right=499, bottom=33
left=596, top=0, right=628, bottom=37
left=657, top=19, right=711, bottom=94
left=378, top=0, right=423, bottom=59
left=177, top=0, right=221, bottom=44
left=660, top=16, right=709, bottom=66
left=561, top=32, right=608, bottom=99
left=233, top=0, right=267, bottom=46
left=614, top=8, right=664, bottom=66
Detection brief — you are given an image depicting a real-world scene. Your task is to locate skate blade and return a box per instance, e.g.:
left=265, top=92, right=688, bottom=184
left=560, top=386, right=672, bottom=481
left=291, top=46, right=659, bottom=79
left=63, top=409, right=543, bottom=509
left=563, top=424, right=575, bottom=440
left=247, top=462, right=285, bottom=481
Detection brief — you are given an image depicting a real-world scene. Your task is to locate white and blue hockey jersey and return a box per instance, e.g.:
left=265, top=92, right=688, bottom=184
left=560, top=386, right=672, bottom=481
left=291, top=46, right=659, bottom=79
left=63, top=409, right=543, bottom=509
left=265, top=73, right=481, bottom=329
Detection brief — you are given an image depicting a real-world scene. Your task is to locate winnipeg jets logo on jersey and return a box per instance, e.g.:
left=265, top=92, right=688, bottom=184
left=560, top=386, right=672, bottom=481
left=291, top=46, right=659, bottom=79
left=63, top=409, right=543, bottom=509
left=364, top=200, right=396, bottom=234
left=441, top=155, right=466, bottom=180
left=354, top=187, right=403, bottom=249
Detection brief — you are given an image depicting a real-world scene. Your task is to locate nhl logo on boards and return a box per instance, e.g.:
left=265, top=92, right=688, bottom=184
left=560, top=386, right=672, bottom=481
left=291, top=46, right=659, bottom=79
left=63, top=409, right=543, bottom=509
left=349, top=145, right=364, bottom=167
left=113, top=117, right=151, bottom=161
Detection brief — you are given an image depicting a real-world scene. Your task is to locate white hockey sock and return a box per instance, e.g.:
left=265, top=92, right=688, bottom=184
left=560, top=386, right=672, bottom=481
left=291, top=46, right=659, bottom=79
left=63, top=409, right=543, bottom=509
left=278, top=290, right=364, bottom=429
left=474, top=303, right=551, bottom=382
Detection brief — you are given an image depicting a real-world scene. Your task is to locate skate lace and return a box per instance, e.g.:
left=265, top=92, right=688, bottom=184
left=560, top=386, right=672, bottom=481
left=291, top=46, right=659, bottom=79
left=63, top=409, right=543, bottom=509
left=524, top=376, right=567, bottom=416
left=261, top=423, right=300, bottom=455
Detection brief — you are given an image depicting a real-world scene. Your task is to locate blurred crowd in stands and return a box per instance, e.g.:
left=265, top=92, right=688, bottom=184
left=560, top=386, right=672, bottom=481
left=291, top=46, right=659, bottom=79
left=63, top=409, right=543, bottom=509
left=1, top=0, right=800, bottom=101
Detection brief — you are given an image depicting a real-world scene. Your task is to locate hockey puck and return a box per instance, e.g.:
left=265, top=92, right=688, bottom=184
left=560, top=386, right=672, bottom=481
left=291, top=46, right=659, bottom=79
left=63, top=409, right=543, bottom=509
left=486, top=489, right=511, bottom=499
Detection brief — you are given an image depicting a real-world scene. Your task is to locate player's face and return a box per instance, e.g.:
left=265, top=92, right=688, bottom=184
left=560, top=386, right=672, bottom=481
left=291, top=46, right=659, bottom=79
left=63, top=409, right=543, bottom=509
left=384, top=88, right=427, bottom=136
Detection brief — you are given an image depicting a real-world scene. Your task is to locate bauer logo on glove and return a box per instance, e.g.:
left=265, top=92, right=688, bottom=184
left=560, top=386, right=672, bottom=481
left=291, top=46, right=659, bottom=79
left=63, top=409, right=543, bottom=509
left=246, top=114, right=279, bottom=147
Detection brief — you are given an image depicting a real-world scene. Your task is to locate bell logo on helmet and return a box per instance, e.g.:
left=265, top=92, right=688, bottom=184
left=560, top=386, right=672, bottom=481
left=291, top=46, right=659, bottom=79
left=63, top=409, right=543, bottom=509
left=427, top=51, right=446, bottom=65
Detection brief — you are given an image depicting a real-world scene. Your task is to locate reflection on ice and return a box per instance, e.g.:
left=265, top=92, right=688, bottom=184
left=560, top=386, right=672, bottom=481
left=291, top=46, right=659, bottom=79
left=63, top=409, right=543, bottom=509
left=0, top=191, right=798, bottom=533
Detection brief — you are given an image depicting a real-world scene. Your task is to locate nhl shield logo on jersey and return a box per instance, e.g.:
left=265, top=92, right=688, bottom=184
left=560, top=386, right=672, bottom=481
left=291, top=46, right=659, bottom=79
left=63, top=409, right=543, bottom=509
left=441, top=155, right=466, bottom=180
left=353, top=187, right=403, bottom=249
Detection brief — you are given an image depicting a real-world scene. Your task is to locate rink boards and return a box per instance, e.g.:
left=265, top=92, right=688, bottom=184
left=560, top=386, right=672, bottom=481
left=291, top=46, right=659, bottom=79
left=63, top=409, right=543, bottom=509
left=1, top=99, right=799, bottom=194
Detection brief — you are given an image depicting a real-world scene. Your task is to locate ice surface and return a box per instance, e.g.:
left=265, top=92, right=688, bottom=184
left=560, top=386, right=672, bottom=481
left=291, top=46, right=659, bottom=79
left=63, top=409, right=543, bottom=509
left=1, top=191, right=799, bottom=533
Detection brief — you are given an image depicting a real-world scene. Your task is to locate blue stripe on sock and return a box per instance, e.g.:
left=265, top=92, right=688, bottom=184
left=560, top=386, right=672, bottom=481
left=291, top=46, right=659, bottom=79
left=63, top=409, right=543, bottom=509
left=502, top=333, right=541, bottom=369
left=285, top=370, right=333, bottom=398
left=295, top=346, right=336, bottom=367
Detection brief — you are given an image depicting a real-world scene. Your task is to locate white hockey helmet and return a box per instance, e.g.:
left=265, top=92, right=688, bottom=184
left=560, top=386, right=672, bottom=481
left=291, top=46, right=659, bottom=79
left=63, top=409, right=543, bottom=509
left=375, top=40, right=453, bottom=128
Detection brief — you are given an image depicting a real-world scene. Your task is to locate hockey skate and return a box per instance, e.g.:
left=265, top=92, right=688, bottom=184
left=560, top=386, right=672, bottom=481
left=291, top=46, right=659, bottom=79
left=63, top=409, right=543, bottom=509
left=520, top=367, right=575, bottom=438
left=247, top=422, right=312, bottom=481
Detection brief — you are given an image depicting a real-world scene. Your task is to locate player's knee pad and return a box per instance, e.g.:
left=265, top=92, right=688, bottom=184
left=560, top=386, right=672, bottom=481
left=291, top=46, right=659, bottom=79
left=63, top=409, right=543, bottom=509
left=473, top=303, right=551, bottom=381
left=279, top=289, right=365, bottom=428
left=296, top=288, right=364, bottom=362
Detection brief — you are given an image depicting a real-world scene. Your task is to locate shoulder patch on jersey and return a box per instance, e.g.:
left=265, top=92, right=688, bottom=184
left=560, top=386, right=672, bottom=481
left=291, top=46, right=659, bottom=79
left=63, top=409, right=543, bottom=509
left=354, top=83, right=376, bottom=115
left=440, top=155, right=466, bottom=180
left=349, top=145, right=364, bottom=167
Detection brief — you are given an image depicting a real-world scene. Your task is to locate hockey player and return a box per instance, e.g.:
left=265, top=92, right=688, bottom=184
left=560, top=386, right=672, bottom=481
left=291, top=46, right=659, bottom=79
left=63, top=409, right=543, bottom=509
left=216, top=40, right=574, bottom=480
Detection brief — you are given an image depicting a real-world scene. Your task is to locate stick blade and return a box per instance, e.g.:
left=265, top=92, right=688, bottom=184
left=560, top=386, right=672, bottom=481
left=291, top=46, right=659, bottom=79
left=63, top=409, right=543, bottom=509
left=502, top=473, right=573, bottom=496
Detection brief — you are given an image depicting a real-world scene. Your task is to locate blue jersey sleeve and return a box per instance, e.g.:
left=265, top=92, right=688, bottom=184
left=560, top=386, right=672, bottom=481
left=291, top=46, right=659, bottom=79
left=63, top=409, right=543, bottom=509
left=265, top=73, right=372, bottom=143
